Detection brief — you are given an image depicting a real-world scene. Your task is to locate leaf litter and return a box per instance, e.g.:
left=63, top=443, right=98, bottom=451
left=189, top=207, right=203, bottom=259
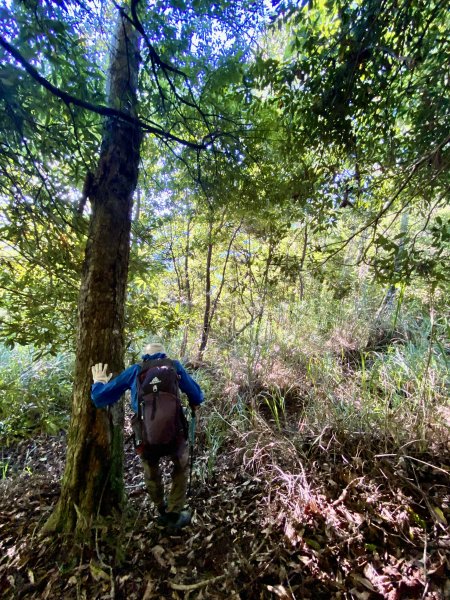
left=0, top=426, right=449, bottom=599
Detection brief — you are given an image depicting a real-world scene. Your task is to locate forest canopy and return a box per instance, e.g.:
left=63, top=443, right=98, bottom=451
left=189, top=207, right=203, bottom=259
left=1, top=0, right=448, bottom=354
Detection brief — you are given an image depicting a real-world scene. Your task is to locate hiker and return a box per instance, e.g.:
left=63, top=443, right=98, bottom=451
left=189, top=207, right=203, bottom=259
left=90, top=342, right=203, bottom=531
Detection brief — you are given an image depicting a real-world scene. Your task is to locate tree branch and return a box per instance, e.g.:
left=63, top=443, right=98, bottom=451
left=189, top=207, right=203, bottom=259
left=0, top=34, right=208, bottom=150
left=209, top=220, right=243, bottom=325
left=318, top=137, right=450, bottom=266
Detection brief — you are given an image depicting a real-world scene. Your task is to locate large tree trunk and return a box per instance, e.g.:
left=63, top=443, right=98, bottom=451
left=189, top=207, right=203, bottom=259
left=44, top=11, right=142, bottom=534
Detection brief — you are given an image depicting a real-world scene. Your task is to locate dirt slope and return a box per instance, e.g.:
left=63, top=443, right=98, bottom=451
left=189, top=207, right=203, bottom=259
left=0, top=431, right=449, bottom=599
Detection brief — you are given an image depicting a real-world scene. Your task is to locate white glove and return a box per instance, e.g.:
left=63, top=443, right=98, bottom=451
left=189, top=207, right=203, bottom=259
left=91, top=363, right=112, bottom=384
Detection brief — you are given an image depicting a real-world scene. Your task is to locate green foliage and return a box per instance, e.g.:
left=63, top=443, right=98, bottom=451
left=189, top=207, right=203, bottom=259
left=0, top=0, right=448, bottom=469
left=366, top=312, right=449, bottom=408
left=248, top=0, right=450, bottom=290
left=289, top=303, right=447, bottom=448
left=0, top=221, right=82, bottom=352
left=259, top=0, right=449, bottom=162
left=0, top=347, right=73, bottom=443
left=0, top=1, right=105, bottom=184
left=126, top=246, right=183, bottom=341
left=0, top=0, right=95, bottom=352
left=260, top=386, right=286, bottom=431
left=0, top=0, right=265, bottom=356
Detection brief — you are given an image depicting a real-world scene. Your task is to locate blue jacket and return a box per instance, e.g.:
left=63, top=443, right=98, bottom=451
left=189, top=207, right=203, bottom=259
left=91, top=353, right=204, bottom=412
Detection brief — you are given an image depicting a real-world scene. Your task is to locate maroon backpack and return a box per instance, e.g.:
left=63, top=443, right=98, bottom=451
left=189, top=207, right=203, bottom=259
left=131, top=358, right=187, bottom=456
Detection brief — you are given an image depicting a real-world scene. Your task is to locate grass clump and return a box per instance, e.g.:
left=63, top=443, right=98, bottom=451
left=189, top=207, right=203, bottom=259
left=196, top=294, right=448, bottom=468
left=0, top=346, right=73, bottom=444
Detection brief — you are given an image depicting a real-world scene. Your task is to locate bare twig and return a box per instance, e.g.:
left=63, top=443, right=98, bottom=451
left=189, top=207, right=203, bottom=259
left=169, top=573, right=227, bottom=591
left=421, top=532, right=429, bottom=600
left=331, top=477, right=363, bottom=507
left=375, top=454, right=449, bottom=477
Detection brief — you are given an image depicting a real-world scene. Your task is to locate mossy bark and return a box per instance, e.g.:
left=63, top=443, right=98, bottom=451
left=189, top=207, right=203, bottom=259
left=44, top=11, right=142, bottom=534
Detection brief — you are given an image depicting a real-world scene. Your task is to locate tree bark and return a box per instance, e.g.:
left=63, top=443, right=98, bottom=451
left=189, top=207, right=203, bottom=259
left=44, top=10, right=142, bottom=534
left=180, top=214, right=193, bottom=358
left=383, top=210, right=410, bottom=310
left=197, top=220, right=213, bottom=361
left=298, top=224, right=308, bottom=302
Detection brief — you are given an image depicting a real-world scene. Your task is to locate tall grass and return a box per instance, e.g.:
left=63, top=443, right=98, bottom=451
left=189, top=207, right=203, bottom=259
left=0, top=346, right=73, bottom=443
left=196, top=282, right=448, bottom=459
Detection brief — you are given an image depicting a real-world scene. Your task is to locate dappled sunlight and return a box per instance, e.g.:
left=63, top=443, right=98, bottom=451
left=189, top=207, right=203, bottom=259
left=1, top=0, right=449, bottom=596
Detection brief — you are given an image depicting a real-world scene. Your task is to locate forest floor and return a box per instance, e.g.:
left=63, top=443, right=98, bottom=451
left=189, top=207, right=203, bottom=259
left=0, top=424, right=449, bottom=600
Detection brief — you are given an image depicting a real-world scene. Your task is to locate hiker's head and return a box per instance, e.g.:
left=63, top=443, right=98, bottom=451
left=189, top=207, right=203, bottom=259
left=144, top=342, right=166, bottom=355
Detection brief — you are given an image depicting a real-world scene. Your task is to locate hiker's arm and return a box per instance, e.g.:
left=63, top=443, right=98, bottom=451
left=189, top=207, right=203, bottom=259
left=91, top=364, right=139, bottom=408
left=175, top=361, right=204, bottom=407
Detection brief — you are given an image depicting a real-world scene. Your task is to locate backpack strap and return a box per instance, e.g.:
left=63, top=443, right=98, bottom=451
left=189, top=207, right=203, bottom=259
left=151, top=388, right=157, bottom=420
left=137, top=360, right=164, bottom=423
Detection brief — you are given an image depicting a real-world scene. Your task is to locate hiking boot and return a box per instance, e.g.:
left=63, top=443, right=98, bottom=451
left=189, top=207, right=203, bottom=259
left=157, top=501, right=167, bottom=515
left=164, top=510, right=191, bottom=532
left=155, top=502, right=168, bottom=526
left=156, top=514, right=169, bottom=526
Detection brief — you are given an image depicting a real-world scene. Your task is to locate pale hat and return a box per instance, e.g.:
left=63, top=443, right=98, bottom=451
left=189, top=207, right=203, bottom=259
left=144, top=342, right=166, bottom=355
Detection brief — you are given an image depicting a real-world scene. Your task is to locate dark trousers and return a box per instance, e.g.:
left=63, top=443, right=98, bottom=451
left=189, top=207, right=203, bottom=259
left=141, top=437, right=189, bottom=513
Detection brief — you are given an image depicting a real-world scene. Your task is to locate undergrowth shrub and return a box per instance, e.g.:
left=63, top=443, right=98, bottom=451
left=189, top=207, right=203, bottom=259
left=0, top=346, right=73, bottom=443
left=144, top=290, right=448, bottom=483
left=196, top=294, right=448, bottom=458
left=286, top=309, right=448, bottom=451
